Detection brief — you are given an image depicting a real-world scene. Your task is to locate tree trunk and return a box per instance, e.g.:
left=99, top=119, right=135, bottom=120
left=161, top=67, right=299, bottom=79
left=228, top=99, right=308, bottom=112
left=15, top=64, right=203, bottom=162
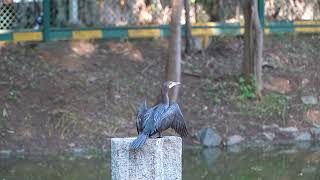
left=166, top=0, right=183, bottom=101
left=252, top=0, right=263, bottom=97
left=212, top=0, right=221, bottom=21
left=184, top=0, right=193, bottom=54
left=242, top=0, right=263, bottom=97
left=194, top=0, right=198, bottom=22
left=242, top=0, right=254, bottom=85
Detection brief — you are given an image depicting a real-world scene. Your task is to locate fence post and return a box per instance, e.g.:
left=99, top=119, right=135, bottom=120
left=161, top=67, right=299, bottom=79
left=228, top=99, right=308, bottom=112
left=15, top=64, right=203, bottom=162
left=43, top=0, right=50, bottom=42
left=111, top=136, right=182, bottom=180
left=69, top=0, right=79, bottom=24
left=258, top=0, right=265, bottom=27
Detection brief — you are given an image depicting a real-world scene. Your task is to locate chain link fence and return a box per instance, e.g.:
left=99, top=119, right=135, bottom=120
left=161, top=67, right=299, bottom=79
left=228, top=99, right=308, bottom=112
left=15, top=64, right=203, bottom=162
left=50, top=0, right=171, bottom=28
left=0, top=0, right=43, bottom=30
left=49, top=0, right=217, bottom=28
left=1, top=0, right=320, bottom=32
left=265, top=0, right=320, bottom=22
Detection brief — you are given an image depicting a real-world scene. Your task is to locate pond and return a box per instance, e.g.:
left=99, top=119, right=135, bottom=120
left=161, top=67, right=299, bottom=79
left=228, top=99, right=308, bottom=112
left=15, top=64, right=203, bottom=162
left=1, top=144, right=320, bottom=180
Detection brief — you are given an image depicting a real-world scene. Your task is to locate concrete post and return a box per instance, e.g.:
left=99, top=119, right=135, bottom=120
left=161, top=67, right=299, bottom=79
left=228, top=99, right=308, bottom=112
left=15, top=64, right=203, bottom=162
left=111, top=136, right=182, bottom=180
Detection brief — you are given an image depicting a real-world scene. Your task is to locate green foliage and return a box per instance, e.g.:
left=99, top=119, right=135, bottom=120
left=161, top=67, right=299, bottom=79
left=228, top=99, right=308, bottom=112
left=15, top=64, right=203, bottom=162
left=237, top=77, right=256, bottom=100
left=7, top=90, right=21, bottom=102
left=235, top=93, right=289, bottom=124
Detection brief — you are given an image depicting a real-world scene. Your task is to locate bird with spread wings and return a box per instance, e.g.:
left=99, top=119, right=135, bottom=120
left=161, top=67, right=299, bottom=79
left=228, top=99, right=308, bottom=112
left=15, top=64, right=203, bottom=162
left=130, top=81, right=189, bottom=149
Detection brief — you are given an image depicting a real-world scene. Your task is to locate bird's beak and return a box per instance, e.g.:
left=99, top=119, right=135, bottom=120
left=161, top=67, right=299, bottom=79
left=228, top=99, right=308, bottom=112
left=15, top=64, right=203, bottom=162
left=169, top=82, right=181, bottom=88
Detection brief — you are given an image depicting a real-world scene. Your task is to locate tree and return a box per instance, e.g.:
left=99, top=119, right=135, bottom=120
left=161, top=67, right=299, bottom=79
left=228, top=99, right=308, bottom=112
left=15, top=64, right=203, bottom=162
left=242, top=0, right=263, bottom=97
left=166, top=0, right=183, bottom=101
left=184, top=0, right=193, bottom=54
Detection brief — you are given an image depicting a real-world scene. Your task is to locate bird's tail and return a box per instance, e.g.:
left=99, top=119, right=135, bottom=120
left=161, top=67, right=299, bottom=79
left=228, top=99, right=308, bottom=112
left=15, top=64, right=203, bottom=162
left=130, top=134, right=148, bottom=149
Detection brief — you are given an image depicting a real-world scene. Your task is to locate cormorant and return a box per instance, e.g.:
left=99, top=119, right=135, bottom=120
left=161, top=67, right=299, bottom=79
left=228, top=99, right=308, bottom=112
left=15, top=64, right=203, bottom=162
left=130, top=81, right=189, bottom=149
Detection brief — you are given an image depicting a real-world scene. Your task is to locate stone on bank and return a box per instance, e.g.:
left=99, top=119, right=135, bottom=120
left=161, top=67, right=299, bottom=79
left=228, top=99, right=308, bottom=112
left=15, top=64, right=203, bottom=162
left=199, top=127, right=221, bottom=147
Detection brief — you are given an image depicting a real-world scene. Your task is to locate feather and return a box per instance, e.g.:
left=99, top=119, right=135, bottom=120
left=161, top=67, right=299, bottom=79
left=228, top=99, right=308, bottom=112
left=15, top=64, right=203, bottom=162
left=136, top=101, right=148, bottom=134
left=130, top=134, right=148, bottom=149
left=156, top=102, right=189, bottom=137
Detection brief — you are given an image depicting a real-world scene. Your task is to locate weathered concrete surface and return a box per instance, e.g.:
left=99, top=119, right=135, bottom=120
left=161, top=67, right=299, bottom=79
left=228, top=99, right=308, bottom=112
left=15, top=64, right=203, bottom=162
left=111, top=136, right=182, bottom=180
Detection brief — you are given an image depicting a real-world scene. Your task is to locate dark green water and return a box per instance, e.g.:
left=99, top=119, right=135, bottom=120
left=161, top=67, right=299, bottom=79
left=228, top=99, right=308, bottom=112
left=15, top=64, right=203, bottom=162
left=1, top=144, right=320, bottom=180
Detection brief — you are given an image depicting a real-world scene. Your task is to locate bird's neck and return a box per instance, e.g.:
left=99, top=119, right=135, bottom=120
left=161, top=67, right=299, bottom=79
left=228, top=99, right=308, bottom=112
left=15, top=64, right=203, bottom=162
left=162, top=88, right=170, bottom=107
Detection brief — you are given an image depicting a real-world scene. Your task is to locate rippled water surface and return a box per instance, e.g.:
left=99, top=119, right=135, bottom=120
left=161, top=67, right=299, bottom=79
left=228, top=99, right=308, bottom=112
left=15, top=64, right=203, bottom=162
left=1, top=144, right=320, bottom=180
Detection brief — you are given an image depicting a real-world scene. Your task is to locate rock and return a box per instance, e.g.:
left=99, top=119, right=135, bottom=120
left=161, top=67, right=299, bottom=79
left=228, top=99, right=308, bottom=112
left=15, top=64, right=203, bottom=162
left=68, top=143, right=76, bottom=148
left=2, top=108, right=8, bottom=117
left=294, top=141, right=312, bottom=150
left=16, top=149, right=25, bottom=154
left=279, top=127, right=298, bottom=132
left=199, top=128, right=221, bottom=147
left=310, top=127, right=320, bottom=141
left=262, top=124, right=279, bottom=130
left=238, top=124, right=246, bottom=131
left=301, top=96, right=318, bottom=105
left=278, top=149, right=298, bottom=155
left=263, top=132, right=276, bottom=141
left=294, top=132, right=312, bottom=141
left=301, top=78, right=310, bottom=87
left=262, top=61, right=275, bottom=70
left=310, top=127, right=320, bottom=135
left=227, top=135, right=244, bottom=146
left=87, top=76, right=97, bottom=84
left=264, top=77, right=291, bottom=94
left=301, top=166, right=316, bottom=174
left=84, top=155, right=93, bottom=160
left=7, top=129, right=15, bottom=134
left=306, top=110, right=320, bottom=127
left=72, top=148, right=84, bottom=156
left=0, top=150, right=12, bottom=157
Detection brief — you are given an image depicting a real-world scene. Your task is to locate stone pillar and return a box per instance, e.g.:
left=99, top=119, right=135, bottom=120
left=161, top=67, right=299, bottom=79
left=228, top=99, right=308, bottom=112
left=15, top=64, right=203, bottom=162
left=111, top=136, right=182, bottom=180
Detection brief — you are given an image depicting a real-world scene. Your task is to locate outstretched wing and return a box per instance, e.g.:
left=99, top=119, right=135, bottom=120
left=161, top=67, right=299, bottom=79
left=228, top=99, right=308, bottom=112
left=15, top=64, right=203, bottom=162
left=136, top=101, right=148, bottom=134
left=156, top=102, right=189, bottom=137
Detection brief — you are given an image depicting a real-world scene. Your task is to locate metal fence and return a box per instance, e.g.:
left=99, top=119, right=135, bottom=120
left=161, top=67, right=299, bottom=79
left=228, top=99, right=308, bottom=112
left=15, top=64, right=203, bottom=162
left=0, top=0, right=43, bottom=30
left=0, top=0, right=320, bottom=43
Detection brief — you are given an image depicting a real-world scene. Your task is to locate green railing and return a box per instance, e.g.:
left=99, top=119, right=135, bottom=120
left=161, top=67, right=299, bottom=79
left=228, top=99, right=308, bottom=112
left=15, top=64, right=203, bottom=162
left=0, top=0, right=319, bottom=43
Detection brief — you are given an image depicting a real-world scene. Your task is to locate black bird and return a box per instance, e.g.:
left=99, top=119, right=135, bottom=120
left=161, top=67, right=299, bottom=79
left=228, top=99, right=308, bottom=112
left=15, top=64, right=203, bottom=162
left=130, top=81, right=189, bottom=150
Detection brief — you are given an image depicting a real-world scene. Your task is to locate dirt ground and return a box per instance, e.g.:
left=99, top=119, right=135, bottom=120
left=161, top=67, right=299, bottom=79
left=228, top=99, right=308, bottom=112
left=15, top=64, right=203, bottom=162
left=0, top=34, right=319, bottom=153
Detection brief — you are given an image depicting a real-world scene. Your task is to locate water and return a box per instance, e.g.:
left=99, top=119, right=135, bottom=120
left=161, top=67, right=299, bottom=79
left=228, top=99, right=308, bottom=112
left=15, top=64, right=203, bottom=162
left=1, top=144, right=320, bottom=180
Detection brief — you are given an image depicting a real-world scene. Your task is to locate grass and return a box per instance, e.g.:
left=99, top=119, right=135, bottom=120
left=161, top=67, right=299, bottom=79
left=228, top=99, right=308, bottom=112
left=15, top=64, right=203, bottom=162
left=234, top=93, right=289, bottom=125
left=49, top=110, right=77, bottom=139
left=202, top=77, right=225, bottom=105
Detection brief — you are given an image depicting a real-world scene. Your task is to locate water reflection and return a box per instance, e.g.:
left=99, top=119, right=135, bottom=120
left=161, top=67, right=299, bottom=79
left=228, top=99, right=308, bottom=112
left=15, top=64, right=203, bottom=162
left=0, top=144, right=320, bottom=180
left=200, top=148, right=221, bottom=166
left=183, top=144, right=320, bottom=180
left=0, top=156, right=110, bottom=180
